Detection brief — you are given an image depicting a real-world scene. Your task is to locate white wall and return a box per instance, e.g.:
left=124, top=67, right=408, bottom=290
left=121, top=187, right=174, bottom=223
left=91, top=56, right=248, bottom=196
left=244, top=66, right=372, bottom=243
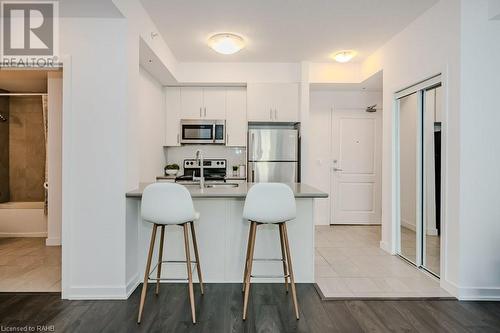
left=60, top=17, right=129, bottom=298
left=361, top=0, right=462, bottom=294
left=308, top=90, right=382, bottom=225
left=47, top=72, right=63, bottom=246
left=459, top=0, right=500, bottom=299
left=138, top=67, right=166, bottom=182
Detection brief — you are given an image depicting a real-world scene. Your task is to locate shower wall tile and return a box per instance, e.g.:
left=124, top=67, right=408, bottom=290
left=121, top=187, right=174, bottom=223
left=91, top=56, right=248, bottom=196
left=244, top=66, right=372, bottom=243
left=8, top=97, right=45, bottom=202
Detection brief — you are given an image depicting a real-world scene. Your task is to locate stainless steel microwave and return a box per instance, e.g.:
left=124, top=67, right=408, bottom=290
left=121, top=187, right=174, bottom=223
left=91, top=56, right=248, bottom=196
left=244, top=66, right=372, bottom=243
left=180, top=119, right=225, bottom=144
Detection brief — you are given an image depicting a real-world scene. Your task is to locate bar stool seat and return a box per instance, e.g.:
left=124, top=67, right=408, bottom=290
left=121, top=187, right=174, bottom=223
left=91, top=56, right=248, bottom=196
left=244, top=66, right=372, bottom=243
left=241, top=183, right=299, bottom=320
left=137, top=183, right=203, bottom=324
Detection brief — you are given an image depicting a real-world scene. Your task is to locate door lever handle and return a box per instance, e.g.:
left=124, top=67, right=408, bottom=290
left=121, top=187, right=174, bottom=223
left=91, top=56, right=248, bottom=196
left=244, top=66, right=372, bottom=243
left=333, top=168, right=343, bottom=172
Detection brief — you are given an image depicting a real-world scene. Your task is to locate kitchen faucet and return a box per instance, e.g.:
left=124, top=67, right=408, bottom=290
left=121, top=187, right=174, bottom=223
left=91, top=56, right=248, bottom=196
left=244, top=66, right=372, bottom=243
left=195, top=149, right=205, bottom=189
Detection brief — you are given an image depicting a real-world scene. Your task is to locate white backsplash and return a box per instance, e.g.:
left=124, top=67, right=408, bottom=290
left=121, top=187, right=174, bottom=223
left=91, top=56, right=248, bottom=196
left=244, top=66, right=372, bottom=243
left=164, top=145, right=247, bottom=176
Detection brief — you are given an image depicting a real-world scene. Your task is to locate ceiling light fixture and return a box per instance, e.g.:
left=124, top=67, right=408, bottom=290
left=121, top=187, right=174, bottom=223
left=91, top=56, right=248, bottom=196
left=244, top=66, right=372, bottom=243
left=332, top=50, right=357, bottom=63
left=208, top=33, right=245, bottom=55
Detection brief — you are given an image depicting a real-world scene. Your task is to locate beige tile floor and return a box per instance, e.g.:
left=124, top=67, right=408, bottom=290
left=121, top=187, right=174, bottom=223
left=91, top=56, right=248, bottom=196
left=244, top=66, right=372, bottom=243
left=314, top=225, right=450, bottom=298
left=0, top=237, right=61, bottom=292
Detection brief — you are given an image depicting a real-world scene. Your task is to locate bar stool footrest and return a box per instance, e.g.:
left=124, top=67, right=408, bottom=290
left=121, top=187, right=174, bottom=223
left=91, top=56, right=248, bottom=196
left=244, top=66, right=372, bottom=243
left=250, top=274, right=290, bottom=279
left=148, top=260, right=198, bottom=281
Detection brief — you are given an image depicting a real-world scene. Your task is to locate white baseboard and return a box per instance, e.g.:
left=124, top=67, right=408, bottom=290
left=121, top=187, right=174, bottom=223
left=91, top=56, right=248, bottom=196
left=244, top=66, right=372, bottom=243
left=0, top=232, right=47, bottom=237
left=45, top=237, right=61, bottom=246
left=440, top=278, right=459, bottom=297
left=458, top=286, right=500, bottom=300
left=401, top=219, right=416, bottom=231
left=379, top=240, right=393, bottom=254
left=126, top=274, right=140, bottom=298
left=66, top=285, right=130, bottom=300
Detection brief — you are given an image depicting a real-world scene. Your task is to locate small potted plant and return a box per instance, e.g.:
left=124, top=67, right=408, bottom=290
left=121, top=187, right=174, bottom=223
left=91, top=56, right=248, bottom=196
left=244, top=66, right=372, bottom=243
left=232, top=165, right=239, bottom=177
left=164, top=163, right=180, bottom=176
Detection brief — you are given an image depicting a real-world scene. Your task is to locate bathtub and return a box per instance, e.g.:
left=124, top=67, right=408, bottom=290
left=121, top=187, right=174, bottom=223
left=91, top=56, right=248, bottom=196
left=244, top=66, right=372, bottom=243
left=0, top=202, right=47, bottom=237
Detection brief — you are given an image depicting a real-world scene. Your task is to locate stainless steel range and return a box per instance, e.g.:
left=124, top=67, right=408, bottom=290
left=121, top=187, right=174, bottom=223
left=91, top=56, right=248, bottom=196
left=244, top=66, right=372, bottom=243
left=175, top=159, right=227, bottom=183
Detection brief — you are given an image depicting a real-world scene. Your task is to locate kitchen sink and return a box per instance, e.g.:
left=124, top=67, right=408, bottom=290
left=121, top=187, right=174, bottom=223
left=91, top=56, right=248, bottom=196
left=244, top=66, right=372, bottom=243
left=204, top=183, right=239, bottom=188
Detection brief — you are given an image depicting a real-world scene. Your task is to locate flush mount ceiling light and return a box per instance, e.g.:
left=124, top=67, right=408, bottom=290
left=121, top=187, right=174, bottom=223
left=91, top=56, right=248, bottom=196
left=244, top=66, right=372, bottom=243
left=208, top=33, right=245, bottom=55
left=332, top=50, right=357, bottom=63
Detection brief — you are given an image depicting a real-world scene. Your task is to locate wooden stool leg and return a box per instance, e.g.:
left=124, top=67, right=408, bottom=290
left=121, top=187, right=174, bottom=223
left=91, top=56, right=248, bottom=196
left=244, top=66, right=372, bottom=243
left=155, top=225, right=165, bottom=295
left=190, top=221, right=204, bottom=295
left=279, top=223, right=289, bottom=293
left=282, top=223, right=299, bottom=320
left=137, top=224, right=158, bottom=324
left=243, top=221, right=257, bottom=320
left=183, top=223, right=196, bottom=324
left=242, top=222, right=253, bottom=293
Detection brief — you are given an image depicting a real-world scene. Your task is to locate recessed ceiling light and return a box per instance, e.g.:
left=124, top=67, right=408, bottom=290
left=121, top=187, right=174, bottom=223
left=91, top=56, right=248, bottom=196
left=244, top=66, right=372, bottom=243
left=208, top=33, right=245, bottom=55
left=332, top=50, right=357, bottom=63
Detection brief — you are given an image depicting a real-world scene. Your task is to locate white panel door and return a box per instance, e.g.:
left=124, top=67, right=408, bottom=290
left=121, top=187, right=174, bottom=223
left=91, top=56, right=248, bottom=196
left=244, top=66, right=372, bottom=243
left=203, top=87, right=226, bottom=119
left=180, top=87, right=203, bottom=119
left=331, top=110, right=382, bottom=224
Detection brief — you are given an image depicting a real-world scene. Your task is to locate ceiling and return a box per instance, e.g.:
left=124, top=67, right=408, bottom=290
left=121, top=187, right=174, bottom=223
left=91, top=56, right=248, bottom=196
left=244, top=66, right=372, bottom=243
left=141, top=0, right=438, bottom=63
left=0, top=70, right=53, bottom=93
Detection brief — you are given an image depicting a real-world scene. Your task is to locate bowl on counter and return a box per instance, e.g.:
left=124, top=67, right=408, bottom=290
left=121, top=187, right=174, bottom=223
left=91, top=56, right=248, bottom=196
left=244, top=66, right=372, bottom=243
left=165, top=169, right=178, bottom=176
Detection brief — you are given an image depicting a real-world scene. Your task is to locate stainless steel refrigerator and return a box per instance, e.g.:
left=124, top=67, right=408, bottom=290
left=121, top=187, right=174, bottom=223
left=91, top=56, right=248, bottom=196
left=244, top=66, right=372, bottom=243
left=247, top=127, right=300, bottom=183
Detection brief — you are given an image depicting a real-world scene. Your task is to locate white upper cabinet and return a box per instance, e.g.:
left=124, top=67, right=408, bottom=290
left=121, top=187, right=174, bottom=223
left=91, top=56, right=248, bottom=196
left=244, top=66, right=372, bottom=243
left=203, top=87, right=226, bottom=119
left=165, top=87, right=181, bottom=146
left=180, top=87, right=226, bottom=119
left=247, top=83, right=299, bottom=122
left=180, top=87, right=204, bottom=119
left=225, top=87, right=247, bottom=147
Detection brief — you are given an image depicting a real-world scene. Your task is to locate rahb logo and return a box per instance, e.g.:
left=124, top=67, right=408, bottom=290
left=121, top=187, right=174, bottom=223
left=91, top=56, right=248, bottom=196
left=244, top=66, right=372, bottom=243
left=1, top=1, right=59, bottom=67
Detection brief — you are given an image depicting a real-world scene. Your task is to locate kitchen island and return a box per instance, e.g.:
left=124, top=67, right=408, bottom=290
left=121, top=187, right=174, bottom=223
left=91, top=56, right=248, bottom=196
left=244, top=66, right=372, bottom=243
left=125, top=183, right=327, bottom=289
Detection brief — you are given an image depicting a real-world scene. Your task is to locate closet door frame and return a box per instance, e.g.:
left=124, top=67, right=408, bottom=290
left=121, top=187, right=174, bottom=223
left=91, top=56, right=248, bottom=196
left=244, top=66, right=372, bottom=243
left=394, top=74, right=443, bottom=277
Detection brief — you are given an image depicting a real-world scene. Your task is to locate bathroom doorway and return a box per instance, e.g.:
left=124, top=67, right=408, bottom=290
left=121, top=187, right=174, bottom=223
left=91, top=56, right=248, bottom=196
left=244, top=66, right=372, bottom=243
left=0, top=69, right=63, bottom=291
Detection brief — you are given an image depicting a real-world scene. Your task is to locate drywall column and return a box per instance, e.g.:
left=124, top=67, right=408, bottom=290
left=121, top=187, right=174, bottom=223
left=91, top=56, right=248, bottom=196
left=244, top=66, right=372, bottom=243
left=47, top=72, right=63, bottom=246
left=459, top=0, right=500, bottom=300
left=300, top=62, right=311, bottom=184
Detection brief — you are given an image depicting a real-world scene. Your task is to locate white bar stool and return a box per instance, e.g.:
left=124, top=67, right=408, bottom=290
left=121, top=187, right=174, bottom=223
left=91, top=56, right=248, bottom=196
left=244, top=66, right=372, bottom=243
left=242, top=183, right=299, bottom=320
left=137, top=183, right=203, bottom=324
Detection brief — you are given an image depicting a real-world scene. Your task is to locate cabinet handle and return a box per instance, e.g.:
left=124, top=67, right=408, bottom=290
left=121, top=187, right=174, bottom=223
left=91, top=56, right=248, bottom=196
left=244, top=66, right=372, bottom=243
left=274, top=109, right=277, bottom=120
left=199, top=107, right=202, bottom=117
left=177, top=133, right=180, bottom=144
left=204, top=107, right=207, bottom=117
left=270, top=109, right=273, bottom=120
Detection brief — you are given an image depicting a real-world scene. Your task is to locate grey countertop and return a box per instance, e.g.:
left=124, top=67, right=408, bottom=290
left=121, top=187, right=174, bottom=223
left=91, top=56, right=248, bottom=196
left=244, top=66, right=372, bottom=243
left=126, top=182, right=328, bottom=199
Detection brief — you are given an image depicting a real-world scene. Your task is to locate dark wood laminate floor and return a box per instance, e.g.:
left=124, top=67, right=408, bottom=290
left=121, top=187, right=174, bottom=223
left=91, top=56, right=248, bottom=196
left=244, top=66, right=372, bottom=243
left=1, top=284, right=499, bottom=333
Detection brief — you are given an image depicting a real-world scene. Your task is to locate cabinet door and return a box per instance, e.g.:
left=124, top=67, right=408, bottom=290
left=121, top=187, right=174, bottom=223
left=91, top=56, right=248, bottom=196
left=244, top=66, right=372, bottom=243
left=180, top=87, right=203, bottom=119
left=226, top=88, right=247, bottom=147
left=203, top=87, right=226, bottom=119
left=165, top=87, right=181, bottom=146
left=274, top=83, right=299, bottom=122
left=247, top=83, right=274, bottom=121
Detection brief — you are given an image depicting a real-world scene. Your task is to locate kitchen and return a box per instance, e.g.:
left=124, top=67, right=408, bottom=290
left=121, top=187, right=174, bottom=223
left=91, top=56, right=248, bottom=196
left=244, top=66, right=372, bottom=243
left=1, top=0, right=500, bottom=331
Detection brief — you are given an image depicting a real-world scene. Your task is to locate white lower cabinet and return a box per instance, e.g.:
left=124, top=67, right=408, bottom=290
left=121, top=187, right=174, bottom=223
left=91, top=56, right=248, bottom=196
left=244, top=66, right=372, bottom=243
left=225, top=87, right=247, bottom=147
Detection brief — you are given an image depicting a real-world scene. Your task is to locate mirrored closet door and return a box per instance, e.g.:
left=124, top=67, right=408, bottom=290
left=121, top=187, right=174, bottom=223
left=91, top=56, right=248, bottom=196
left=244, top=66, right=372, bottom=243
left=396, top=76, right=442, bottom=278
